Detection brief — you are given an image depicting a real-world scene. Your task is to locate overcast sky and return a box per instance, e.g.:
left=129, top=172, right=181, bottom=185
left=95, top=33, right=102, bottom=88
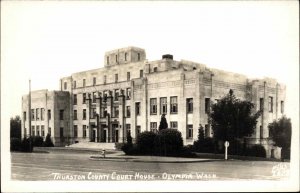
left=2, top=1, right=299, bottom=123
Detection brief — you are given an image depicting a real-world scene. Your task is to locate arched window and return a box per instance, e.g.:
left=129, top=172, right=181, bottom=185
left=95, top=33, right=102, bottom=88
left=153, top=67, right=158, bottom=72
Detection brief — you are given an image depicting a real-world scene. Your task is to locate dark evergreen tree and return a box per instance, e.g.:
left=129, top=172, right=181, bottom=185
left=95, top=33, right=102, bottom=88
left=158, top=114, right=168, bottom=131
left=43, top=133, right=54, bottom=147
left=10, top=116, right=21, bottom=139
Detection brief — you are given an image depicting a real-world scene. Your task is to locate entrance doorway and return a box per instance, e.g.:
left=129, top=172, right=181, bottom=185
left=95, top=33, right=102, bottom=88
left=103, top=130, right=107, bottom=142
left=92, top=130, right=96, bottom=142
left=115, top=130, right=119, bottom=143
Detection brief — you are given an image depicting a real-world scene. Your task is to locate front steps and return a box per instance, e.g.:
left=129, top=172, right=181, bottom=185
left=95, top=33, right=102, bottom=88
left=67, top=142, right=116, bottom=150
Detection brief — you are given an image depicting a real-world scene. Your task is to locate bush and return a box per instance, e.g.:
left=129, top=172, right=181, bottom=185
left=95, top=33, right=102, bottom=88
left=228, top=140, right=245, bottom=156
left=154, top=129, right=183, bottom=156
left=43, top=134, right=54, bottom=147
left=245, top=144, right=266, bottom=157
left=10, top=138, right=22, bottom=151
left=32, top=136, right=44, bottom=147
left=193, top=137, right=215, bottom=153
left=115, top=143, right=125, bottom=150
left=136, top=131, right=157, bottom=154
left=21, top=137, right=33, bottom=152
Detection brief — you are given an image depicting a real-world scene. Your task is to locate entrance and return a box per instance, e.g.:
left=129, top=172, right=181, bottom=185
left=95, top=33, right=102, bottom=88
left=103, top=130, right=107, bottom=142
left=115, top=130, right=119, bottom=143
left=92, top=130, right=96, bottom=142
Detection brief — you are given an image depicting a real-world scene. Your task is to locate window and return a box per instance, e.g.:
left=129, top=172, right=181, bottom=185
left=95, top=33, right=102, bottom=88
left=160, top=97, right=167, bottom=114
left=187, top=125, right=193, bottom=138
left=48, top=127, right=51, bottom=135
left=41, top=125, right=45, bottom=137
left=150, top=122, right=157, bottom=132
left=36, top=108, right=39, bottom=120
left=36, top=125, right=40, bottom=136
left=205, top=98, right=210, bottom=114
left=32, top=126, right=35, bottom=136
left=268, top=96, right=273, bottom=112
left=48, top=110, right=51, bottom=120
left=126, top=124, right=131, bottom=137
left=281, top=101, right=284, bottom=114
left=83, top=93, right=86, bottom=104
left=91, top=108, right=96, bottom=119
left=170, top=121, right=178, bottom=129
left=259, top=98, right=264, bottom=111
left=140, top=70, right=143, bottom=78
left=107, top=56, right=109, bottom=65
left=74, top=125, right=78, bottom=138
left=60, top=127, right=64, bottom=138
left=136, top=102, right=141, bottom=116
left=31, top=109, right=35, bottom=120
left=126, top=88, right=131, bottom=99
left=136, top=126, right=141, bottom=135
left=73, top=94, right=77, bottom=105
left=83, top=79, right=86, bottom=87
left=104, top=75, right=107, bottom=84
left=93, top=77, right=96, bottom=86
left=83, top=109, right=86, bottom=120
left=153, top=67, right=158, bottom=72
left=101, top=107, right=107, bottom=118
left=205, top=124, right=210, bottom=138
left=127, top=72, right=130, bottom=81
left=125, top=53, right=127, bottom=61
left=115, top=54, right=118, bottom=62
left=73, top=110, right=77, bottom=120
left=126, top=106, right=131, bottom=117
left=115, top=74, right=118, bottom=83
left=64, top=82, right=67, bottom=90
left=59, top=110, right=64, bottom=120
left=73, top=81, right=76, bottom=89
left=187, top=98, right=193, bottom=113
left=170, top=96, right=178, bottom=113
left=83, top=125, right=87, bottom=138
left=92, top=92, right=97, bottom=103
left=150, top=98, right=157, bottom=114
left=41, top=108, right=45, bottom=120
left=114, top=89, right=119, bottom=101
left=23, top=111, right=26, bottom=121
left=113, top=106, right=119, bottom=118
left=138, top=53, right=140, bottom=61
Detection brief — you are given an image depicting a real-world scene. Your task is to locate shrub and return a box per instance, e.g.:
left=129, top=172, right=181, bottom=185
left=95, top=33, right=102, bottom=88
left=10, top=138, right=22, bottom=151
left=228, top=139, right=245, bottom=156
left=136, top=131, right=157, bottom=154
left=43, top=134, right=54, bottom=147
left=21, top=137, right=33, bottom=152
left=245, top=144, right=266, bottom=157
left=115, top=143, right=125, bottom=150
left=121, top=144, right=140, bottom=155
left=32, top=136, right=44, bottom=147
left=154, top=129, right=183, bottom=156
left=193, top=137, right=215, bottom=153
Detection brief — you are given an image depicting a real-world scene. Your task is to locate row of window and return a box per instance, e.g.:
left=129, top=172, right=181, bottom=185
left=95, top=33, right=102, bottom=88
left=107, top=52, right=141, bottom=65
left=149, top=97, right=211, bottom=115
left=31, top=125, right=49, bottom=137
left=259, top=97, right=284, bottom=113
left=26, top=109, right=51, bottom=121
left=64, top=70, right=144, bottom=90
left=73, top=88, right=132, bottom=105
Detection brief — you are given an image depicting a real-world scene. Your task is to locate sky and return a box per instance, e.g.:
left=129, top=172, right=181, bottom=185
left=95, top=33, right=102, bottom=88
left=2, top=1, right=299, bottom=121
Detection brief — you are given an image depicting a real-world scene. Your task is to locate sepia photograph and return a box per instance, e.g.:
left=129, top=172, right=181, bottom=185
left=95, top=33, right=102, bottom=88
left=1, top=0, right=299, bottom=192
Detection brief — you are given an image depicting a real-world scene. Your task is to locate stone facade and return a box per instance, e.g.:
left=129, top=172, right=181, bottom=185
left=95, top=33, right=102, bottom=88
left=21, top=46, right=286, bottom=158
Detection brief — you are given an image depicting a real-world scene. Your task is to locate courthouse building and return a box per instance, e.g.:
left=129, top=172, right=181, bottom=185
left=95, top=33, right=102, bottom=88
left=21, top=46, right=286, bottom=156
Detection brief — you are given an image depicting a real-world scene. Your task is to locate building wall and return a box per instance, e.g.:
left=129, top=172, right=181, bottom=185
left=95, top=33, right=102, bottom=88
left=21, top=46, right=286, bottom=157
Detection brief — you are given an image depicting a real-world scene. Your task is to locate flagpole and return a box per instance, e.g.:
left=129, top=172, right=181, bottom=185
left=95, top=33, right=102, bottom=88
left=29, top=79, right=31, bottom=138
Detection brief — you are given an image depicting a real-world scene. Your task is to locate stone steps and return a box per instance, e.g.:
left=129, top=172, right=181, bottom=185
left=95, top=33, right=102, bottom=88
left=68, top=142, right=116, bottom=150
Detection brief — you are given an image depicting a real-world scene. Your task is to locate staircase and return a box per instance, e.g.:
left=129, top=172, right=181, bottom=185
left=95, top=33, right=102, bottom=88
left=67, top=142, right=116, bottom=150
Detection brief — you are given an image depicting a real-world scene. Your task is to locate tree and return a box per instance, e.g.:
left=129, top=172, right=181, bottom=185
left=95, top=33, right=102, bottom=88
left=198, top=124, right=205, bottom=141
left=43, top=133, right=54, bottom=147
left=269, top=116, right=291, bottom=159
left=209, top=90, right=261, bottom=142
left=10, top=116, right=21, bottom=139
left=158, top=114, right=168, bottom=131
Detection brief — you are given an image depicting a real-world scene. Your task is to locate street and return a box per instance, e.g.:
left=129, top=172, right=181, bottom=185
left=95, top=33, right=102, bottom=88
left=11, top=149, right=290, bottom=181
